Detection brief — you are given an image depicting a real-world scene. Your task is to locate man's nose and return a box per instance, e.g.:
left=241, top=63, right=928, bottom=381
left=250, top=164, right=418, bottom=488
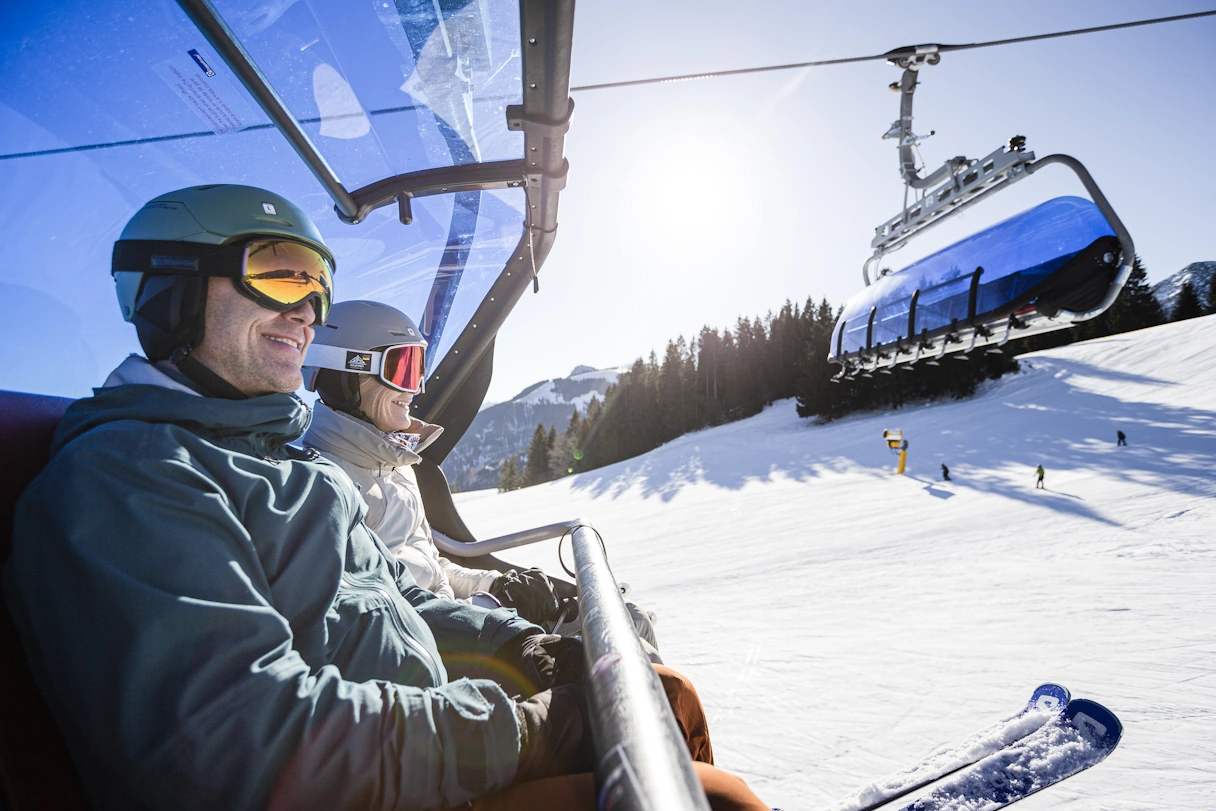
left=284, top=299, right=317, bottom=326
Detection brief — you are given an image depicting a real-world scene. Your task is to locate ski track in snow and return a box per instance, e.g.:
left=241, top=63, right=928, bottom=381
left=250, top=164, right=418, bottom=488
left=455, top=315, right=1216, bottom=810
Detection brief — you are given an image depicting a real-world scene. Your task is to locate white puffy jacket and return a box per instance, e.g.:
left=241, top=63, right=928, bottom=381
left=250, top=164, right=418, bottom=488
left=303, top=403, right=499, bottom=600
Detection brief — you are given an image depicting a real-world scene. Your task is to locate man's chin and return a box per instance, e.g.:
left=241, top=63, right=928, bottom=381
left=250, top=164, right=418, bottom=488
left=250, top=367, right=304, bottom=396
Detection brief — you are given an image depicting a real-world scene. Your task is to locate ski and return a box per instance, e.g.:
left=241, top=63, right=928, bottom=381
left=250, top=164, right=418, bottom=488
left=895, top=698, right=1122, bottom=811
left=823, top=684, right=1070, bottom=811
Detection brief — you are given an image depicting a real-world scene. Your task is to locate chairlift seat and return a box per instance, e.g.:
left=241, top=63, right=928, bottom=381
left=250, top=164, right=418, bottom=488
left=832, top=196, right=1119, bottom=364
left=0, top=390, right=91, bottom=810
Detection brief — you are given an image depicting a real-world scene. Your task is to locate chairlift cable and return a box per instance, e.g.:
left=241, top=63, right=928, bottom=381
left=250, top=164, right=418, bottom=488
left=4, top=10, right=1212, bottom=160
left=569, top=9, right=1216, bottom=92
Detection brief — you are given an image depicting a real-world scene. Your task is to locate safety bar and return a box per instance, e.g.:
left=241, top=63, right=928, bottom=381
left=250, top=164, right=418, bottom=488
left=1026, top=154, right=1136, bottom=321
left=571, top=523, right=710, bottom=811
left=430, top=520, right=580, bottom=557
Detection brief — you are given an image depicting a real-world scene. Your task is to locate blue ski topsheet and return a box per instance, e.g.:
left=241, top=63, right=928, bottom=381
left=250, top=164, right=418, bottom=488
left=897, top=698, right=1122, bottom=811
left=833, top=196, right=1115, bottom=356
left=823, top=684, right=1070, bottom=811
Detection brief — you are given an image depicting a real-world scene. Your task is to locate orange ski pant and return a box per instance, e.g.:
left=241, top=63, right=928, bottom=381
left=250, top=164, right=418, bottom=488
left=472, top=665, right=768, bottom=811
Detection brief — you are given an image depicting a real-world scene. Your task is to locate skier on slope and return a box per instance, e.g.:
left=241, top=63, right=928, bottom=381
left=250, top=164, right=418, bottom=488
left=1116, top=429, right=1127, bottom=446
left=301, top=300, right=661, bottom=658
left=1035, top=464, right=1046, bottom=489
left=941, top=463, right=950, bottom=481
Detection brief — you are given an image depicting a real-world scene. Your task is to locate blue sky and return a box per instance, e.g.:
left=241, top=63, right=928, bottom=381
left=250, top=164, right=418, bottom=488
left=1, top=1, right=1213, bottom=405
left=484, top=0, right=1216, bottom=402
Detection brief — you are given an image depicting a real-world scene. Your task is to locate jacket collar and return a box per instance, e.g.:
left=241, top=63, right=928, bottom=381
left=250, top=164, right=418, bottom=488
left=303, top=402, right=443, bottom=472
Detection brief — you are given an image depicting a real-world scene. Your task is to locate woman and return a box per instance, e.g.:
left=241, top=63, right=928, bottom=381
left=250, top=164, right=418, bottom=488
left=301, top=301, right=659, bottom=655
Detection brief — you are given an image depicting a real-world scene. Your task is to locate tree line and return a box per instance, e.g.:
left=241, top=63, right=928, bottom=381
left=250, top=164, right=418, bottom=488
left=500, top=256, right=1185, bottom=491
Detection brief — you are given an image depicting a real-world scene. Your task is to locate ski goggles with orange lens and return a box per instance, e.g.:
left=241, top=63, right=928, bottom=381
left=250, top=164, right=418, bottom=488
left=240, top=240, right=333, bottom=323
left=303, top=342, right=427, bottom=393
left=111, top=238, right=335, bottom=324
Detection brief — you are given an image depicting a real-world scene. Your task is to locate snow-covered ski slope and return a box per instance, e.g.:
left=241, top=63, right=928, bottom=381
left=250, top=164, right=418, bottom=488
left=455, top=314, right=1216, bottom=810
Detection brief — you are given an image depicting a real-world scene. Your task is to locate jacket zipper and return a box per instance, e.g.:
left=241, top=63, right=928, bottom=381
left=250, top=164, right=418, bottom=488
left=340, top=574, right=441, bottom=684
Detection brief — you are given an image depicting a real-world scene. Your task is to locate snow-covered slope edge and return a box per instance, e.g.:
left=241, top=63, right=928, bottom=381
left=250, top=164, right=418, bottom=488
left=455, top=315, right=1216, bottom=810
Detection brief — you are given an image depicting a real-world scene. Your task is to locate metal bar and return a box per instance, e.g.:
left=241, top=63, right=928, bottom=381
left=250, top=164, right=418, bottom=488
left=571, top=523, right=710, bottom=811
left=414, top=0, right=574, bottom=427
left=174, top=0, right=360, bottom=219
left=894, top=66, right=950, bottom=190
left=430, top=521, right=579, bottom=557
left=1026, top=154, right=1136, bottom=321
left=339, top=160, right=530, bottom=225
left=967, top=267, right=983, bottom=325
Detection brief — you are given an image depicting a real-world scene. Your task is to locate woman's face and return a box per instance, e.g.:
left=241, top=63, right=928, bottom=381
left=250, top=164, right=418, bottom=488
left=358, top=374, right=415, bottom=433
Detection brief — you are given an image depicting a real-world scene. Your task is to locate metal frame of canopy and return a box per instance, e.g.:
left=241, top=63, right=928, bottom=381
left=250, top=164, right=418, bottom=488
left=177, top=0, right=567, bottom=558
left=176, top=0, right=572, bottom=444
left=829, top=47, right=1135, bottom=379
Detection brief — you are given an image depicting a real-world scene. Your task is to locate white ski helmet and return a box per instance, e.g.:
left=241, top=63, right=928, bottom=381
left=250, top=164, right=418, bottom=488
left=303, top=300, right=428, bottom=412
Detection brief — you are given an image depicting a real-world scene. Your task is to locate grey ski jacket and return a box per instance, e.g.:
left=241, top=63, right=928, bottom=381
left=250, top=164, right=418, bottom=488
left=4, top=361, right=537, bottom=811
left=302, top=403, right=499, bottom=601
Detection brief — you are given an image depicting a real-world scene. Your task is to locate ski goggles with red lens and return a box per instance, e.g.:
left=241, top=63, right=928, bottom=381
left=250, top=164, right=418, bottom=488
left=303, top=342, right=427, bottom=393
left=112, top=238, right=335, bottom=324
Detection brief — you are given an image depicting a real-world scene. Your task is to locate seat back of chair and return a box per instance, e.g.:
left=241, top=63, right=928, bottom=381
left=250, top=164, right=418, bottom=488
left=0, top=390, right=91, bottom=809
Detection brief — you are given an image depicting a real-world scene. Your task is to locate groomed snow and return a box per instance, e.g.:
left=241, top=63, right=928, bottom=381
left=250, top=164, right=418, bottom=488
left=455, top=314, right=1216, bottom=810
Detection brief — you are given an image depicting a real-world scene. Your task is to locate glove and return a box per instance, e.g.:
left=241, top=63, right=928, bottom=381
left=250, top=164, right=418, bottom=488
left=497, top=633, right=585, bottom=697
left=489, top=568, right=561, bottom=625
left=514, top=684, right=594, bottom=784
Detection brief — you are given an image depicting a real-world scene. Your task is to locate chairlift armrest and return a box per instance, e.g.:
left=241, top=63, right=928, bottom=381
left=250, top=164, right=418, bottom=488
left=431, top=520, right=580, bottom=556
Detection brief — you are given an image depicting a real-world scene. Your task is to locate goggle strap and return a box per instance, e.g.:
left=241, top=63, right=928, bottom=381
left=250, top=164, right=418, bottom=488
left=303, top=344, right=384, bottom=375
left=112, top=240, right=247, bottom=278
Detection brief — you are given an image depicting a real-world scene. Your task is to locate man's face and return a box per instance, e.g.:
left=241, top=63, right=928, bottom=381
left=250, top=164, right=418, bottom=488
left=190, top=277, right=315, bottom=396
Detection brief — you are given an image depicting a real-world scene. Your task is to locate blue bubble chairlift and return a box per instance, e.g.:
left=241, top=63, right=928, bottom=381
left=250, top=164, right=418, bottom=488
left=829, top=46, right=1134, bottom=381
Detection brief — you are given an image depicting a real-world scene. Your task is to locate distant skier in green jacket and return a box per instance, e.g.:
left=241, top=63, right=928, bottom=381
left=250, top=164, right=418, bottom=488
left=1035, top=464, right=1046, bottom=489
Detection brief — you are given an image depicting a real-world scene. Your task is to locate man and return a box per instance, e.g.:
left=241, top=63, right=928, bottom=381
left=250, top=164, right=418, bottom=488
left=1116, top=429, right=1127, bottom=446
left=4, top=185, right=766, bottom=810
left=1035, top=464, right=1046, bottom=489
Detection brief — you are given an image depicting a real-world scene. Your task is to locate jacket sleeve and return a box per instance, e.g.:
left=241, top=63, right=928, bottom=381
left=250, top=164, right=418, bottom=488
left=393, top=557, right=541, bottom=656
left=4, top=431, right=520, bottom=811
left=437, top=542, right=500, bottom=599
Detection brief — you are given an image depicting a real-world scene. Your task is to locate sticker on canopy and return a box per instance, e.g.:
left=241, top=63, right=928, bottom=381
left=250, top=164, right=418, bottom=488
left=153, top=50, right=258, bottom=135
left=345, top=352, right=372, bottom=371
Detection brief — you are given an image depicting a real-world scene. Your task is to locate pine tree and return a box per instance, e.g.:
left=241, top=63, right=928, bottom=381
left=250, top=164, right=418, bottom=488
left=1171, top=280, right=1204, bottom=322
left=548, top=408, right=583, bottom=479
left=657, top=339, right=685, bottom=443
left=1208, top=268, right=1216, bottom=315
left=523, top=423, right=552, bottom=486
left=497, top=455, right=522, bottom=492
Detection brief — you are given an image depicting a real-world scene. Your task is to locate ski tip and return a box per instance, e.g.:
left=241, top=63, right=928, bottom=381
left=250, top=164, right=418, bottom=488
left=1065, top=698, right=1123, bottom=751
left=1027, top=683, right=1070, bottom=714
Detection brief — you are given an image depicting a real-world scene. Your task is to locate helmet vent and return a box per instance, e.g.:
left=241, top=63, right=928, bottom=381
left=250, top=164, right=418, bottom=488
left=254, top=215, right=294, bottom=227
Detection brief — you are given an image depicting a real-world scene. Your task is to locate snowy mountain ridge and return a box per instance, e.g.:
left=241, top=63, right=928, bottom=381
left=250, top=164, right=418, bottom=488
left=454, top=314, right=1216, bottom=810
left=1152, top=260, right=1214, bottom=312
left=442, top=365, right=623, bottom=491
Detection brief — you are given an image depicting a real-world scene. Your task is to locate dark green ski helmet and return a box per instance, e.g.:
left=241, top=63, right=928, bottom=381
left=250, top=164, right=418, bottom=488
left=112, top=184, right=334, bottom=360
